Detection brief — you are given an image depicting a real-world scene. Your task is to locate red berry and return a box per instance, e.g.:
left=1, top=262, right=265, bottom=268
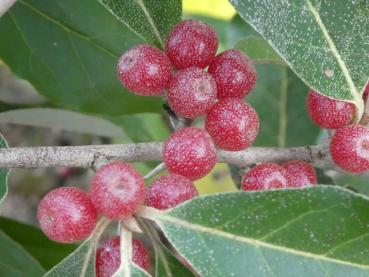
left=166, top=19, right=218, bottom=69
left=306, top=90, right=355, bottom=129
left=145, top=174, right=198, bottom=210
left=117, top=44, right=172, bottom=96
left=242, top=163, right=291, bottom=191
left=163, top=127, right=217, bottom=180
left=96, top=237, right=151, bottom=277
left=37, top=187, right=97, bottom=243
left=281, top=160, right=317, bottom=187
left=90, top=161, right=145, bottom=219
left=205, top=98, right=259, bottom=151
left=208, top=49, right=256, bottom=99
left=168, top=67, right=217, bottom=118
left=330, top=125, right=369, bottom=173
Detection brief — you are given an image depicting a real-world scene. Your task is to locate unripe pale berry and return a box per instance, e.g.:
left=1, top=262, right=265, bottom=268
left=281, top=160, right=317, bottom=187
left=117, top=44, right=172, bottom=96
left=242, top=163, right=291, bottom=191
left=330, top=125, right=369, bottom=173
left=145, top=174, right=198, bottom=210
left=205, top=98, right=259, bottom=151
left=163, top=127, right=217, bottom=180
left=37, top=187, right=97, bottom=243
left=168, top=67, right=217, bottom=118
left=306, top=90, right=355, bottom=129
left=208, top=49, right=256, bottom=99
left=90, top=161, right=145, bottom=219
left=96, top=237, right=151, bottom=277
left=166, top=19, right=218, bottom=69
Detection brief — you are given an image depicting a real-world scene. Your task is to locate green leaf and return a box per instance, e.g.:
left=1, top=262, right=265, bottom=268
left=248, top=65, right=319, bottom=147
left=143, top=186, right=369, bottom=276
left=156, top=245, right=195, bottom=277
left=231, top=0, right=369, bottom=109
left=236, top=36, right=284, bottom=65
left=0, top=108, right=126, bottom=138
left=0, top=0, right=162, bottom=116
left=0, top=231, right=45, bottom=276
left=333, top=173, right=369, bottom=196
left=0, top=217, right=76, bottom=270
left=98, top=0, right=182, bottom=48
left=0, top=134, right=9, bottom=204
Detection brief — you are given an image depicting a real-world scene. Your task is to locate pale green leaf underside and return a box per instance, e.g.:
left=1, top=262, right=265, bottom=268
left=231, top=0, right=369, bottom=107
left=144, top=186, right=369, bottom=276
left=236, top=36, right=284, bottom=65
left=97, top=0, right=182, bottom=48
left=0, top=134, right=9, bottom=204
left=0, top=108, right=125, bottom=139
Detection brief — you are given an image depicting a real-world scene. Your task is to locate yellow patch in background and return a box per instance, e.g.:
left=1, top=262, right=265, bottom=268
left=195, top=163, right=237, bottom=195
left=183, top=0, right=236, bottom=20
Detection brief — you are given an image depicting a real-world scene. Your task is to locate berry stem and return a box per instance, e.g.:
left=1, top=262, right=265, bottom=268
left=0, top=142, right=332, bottom=169
left=80, top=217, right=111, bottom=277
left=143, top=162, right=166, bottom=180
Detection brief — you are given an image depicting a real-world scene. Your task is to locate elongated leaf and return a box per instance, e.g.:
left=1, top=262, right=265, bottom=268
left=236, top=37, right=284, bottom=65
left=249, top=65, right=319, bottom=147
left=0, top=217, right=76, bottom=270
left=156, top=246, right=195, bottom=277
left=0, top=231, right=45, bottom=276
left=0, top=108, right=125, bottom=138
left=231, top=0, right=369, bottom=108
left=98, top=0, right=182, bottom=48
left=143, top=186, right=369, bottom=276
left=0, top=0, right=162, bottom=116
left=0, top=134, right=9, bottom=204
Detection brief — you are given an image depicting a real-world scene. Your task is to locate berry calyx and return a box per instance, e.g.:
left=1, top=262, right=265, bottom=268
left=330, top=125, right=369, bottom=173
left=166, top=19, right=218, bottom=69
left=205, top=98, right=259, bottom=151
left=242, top=163, right=291, bottom=191
left=281, top=160, right=317, bottom=187
left=96, top=237, right=151, bottom=277
left=168, top=67, right=217, bottom=118
left=306, top=90, right=355, bottom=129
left=90, top=161, right=145, bottom=219
left=163, top=127, right=217, bottom=180
left=117, top=44, right=172, bottom=96
left=208, top=49, right=256, bottom=99
left=145, top=174, right=198, bottom=210
left=37, top=187, right=97, bottom=243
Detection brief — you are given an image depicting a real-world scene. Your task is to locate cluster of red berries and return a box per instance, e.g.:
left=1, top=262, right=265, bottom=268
left=307, top=84, right=369, bottom=173
left=38, top=160, right=197, bottom=275
left=36, top=17, right=369, bottom=276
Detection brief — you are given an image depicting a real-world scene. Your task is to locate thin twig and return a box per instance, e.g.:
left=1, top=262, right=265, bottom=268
left=144, top=163, right=166, bottom=180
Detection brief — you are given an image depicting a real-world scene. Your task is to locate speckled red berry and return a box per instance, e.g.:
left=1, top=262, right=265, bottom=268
left=37, top=187, right=97, bottom=243
left=208, top=49, right=256, bottom=99
left=145, top=174, right=198, bottom=210
left=96, top=237, right=151, bottom=277
left=117, top=44, right=172, bottom=96
left=306, top=90, right=355, bottom=129
left=166, top=19, right=218, bottom=69
left=163, top=127, right=217, bottom=180
left=242, top=163, right=291, bottom=191
left=205, top=98, right=259, bottom=151
left=168, top=67, right=217, bottom=118
left=281, top=160, right=317, bottom=187
left=90, top=161, right=145, bottom=219
left=330, top=125, right=369, bottom=173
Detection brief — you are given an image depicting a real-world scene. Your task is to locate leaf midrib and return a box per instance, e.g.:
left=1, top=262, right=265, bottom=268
left=142, top=207, right=369, bottom=270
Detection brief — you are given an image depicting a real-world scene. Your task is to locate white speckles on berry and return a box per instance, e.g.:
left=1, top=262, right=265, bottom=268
left=168, top=67, right=217, bottom=118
